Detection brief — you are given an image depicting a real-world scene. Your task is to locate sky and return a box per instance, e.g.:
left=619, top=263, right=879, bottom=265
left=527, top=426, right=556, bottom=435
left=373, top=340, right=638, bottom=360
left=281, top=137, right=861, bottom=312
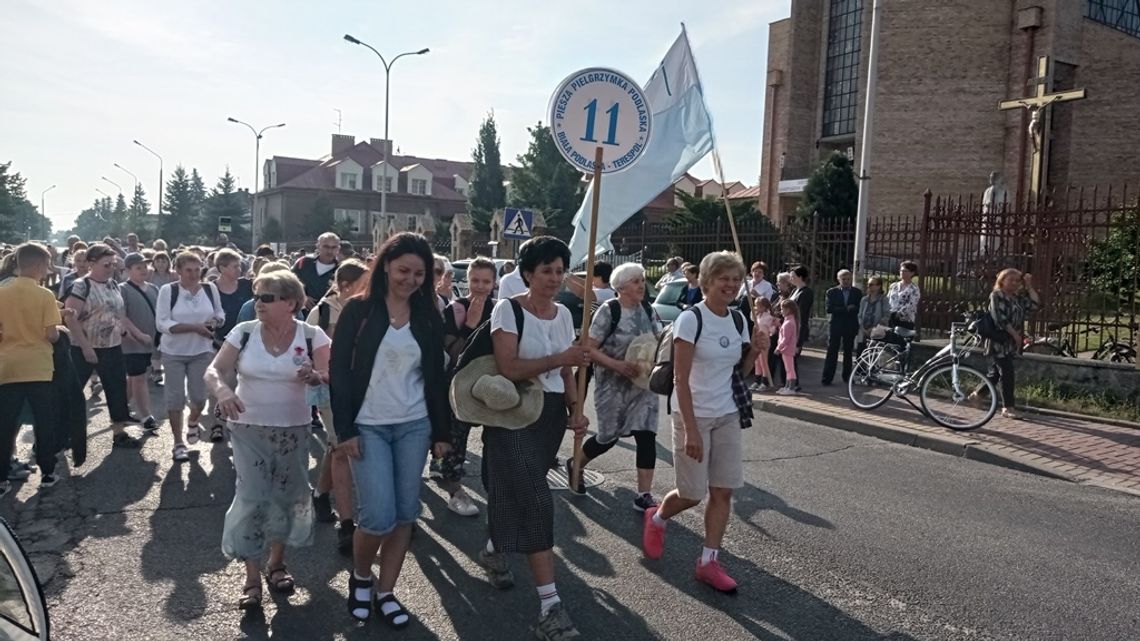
left=1, top=0, right=791, bottom=233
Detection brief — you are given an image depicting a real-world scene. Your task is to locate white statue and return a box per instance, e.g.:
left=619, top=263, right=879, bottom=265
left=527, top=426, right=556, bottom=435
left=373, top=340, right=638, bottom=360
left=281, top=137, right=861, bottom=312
left=980, top=171, right=1009, bottom=256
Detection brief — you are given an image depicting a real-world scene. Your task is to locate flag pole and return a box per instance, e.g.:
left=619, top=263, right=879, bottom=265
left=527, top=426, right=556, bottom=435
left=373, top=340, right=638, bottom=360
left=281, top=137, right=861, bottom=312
left=571, top=146, right=603, bottom=492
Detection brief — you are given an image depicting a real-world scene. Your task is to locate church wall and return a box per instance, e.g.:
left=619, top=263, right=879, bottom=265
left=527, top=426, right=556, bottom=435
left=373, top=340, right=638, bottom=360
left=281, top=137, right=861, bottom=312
left=760, top=19, right=791, bottom=222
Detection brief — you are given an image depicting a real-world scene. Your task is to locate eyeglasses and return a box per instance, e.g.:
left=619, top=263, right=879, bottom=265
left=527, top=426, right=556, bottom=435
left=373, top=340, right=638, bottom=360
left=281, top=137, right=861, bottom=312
left=254, top=293, right=282, bottom=303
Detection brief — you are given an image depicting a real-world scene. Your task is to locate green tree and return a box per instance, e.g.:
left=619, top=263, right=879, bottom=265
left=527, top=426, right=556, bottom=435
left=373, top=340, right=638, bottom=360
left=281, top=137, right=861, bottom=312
left=163, top=165, right=198, bottom=245
left=203, top=168, right=251, bottom=248
left=262, top=217, right=284, bottom=243
left=108, top=193, right=129, bottom=238
left=508, top=122, right=584, bottom=238
left=467, top=112, right=507, bottom=232
left=669, top=190, right=765, bottom=227
left=299, top=192, right=335, bottom=242
left=1088, top=208, right=1139, bottom=305
left=127, top=183, right=151, bottom=234
left=0, top=162, right=50, bottom=243
left=797, top=151, right=858, bottom=220
left=69, top=197, right=114, bottom=241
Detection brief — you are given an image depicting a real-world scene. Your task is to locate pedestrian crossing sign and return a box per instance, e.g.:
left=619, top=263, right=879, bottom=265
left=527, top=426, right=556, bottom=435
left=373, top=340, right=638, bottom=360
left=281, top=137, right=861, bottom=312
left=502, top=208, right=534, bottom=240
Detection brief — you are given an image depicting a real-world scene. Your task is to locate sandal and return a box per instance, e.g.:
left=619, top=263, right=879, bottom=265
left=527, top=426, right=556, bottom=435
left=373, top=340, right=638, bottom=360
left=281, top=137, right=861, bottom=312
left=265, top=565, right=295, bottom=595
left=210, top=425, right=225, bottom=443
left=347, top=572, right=373, bottom=621
left=186, top=424, right=201, bottom=445
left=112, top=432, right=142, bottom=448
left=374, top=593, right=411, bottom=629
left=238, top=581, right=262, bottom=610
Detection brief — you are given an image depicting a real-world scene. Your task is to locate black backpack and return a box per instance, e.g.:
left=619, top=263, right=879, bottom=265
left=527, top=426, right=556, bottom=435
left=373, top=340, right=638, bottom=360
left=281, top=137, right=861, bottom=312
left=648, top=306, right=745, bottom=397
left=169, top=282, right=220, bottom=311
left=452, top=298, right=525, bottom=376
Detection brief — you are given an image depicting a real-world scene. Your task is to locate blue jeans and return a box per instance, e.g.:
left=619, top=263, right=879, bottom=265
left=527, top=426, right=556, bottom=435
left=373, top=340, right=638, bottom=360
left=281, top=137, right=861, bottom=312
left=349, top=417, right=431, bottom=536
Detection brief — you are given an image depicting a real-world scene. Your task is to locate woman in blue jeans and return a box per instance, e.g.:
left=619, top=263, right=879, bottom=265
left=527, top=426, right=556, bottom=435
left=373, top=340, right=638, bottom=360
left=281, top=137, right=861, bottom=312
left=329, top=232, right=452, bottom=629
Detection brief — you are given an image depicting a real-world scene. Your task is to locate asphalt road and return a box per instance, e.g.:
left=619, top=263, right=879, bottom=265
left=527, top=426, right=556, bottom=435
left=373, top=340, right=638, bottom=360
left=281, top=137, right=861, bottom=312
left=6, top=388, right=1140, bottom=641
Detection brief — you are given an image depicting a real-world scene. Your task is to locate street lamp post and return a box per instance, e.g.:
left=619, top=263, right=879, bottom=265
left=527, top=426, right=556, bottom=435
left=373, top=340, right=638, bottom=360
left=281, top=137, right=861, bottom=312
left=113, top=163, right=139, bottom=192
left=95, top=188, right=111, bottom=199
left=226, top=118, right=285, bottom=250
left=35, top=185, right=56, bottom=241
left=343, top=35, right=429, bottom=232
left=101, top=176, right=122, bottom=195
left=133, top=140, right=163, bottom=234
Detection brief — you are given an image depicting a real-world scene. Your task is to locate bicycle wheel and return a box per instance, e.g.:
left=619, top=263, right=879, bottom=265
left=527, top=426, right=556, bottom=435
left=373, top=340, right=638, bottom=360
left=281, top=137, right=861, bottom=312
left=919, top=363, right=997, bottom=431
left=848, top=344, right=902, bottom=410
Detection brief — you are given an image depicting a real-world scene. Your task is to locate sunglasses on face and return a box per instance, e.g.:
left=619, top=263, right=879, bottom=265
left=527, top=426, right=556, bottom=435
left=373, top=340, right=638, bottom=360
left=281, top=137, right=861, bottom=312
left=254, top=293, right=283, bottom=303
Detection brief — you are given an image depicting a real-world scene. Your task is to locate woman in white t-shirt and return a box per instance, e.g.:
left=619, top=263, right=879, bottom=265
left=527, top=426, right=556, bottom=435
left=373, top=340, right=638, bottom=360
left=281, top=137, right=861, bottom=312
left=205, top=270, right=331, bottom=610
left=480, top=236, right=591, bottom=640
left=328, top=233, right=453, bottom=629
left=641, top=251, right=765, bottom=595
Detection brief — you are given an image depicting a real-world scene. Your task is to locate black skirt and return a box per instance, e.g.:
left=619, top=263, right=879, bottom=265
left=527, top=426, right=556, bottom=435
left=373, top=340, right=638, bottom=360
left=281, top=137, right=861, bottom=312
left=481, top=392, right=567, bottom=554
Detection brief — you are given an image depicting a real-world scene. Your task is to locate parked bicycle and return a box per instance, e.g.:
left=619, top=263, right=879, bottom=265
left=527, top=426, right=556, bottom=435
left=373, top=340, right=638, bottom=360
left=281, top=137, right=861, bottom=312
left=848, top=318, right=998, bottom=431
left=1091, top=324, right=1138, bottom=364
left=1023, top=321, right=1137, bottom=363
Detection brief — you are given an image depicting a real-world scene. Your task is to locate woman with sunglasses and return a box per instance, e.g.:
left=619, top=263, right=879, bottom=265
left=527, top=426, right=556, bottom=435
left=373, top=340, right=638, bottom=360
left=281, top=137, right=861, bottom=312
left=63, top=243, right=140, bottom=447
left=206, top=270, right=331, bottom=609
left=156, top=252, right=225, bottom=462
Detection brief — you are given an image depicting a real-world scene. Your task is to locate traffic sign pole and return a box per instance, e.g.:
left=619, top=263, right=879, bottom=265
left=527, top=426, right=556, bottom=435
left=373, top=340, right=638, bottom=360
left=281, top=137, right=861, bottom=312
left=571, top=145, right=604, bottom=492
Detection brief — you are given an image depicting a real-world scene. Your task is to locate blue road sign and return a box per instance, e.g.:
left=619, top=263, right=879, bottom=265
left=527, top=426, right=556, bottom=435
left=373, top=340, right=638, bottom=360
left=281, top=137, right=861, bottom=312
left=503, top=207, right=534, bottom=240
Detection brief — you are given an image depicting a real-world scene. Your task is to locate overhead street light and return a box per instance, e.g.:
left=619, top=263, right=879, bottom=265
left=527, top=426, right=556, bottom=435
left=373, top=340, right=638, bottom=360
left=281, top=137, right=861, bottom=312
left=133, top=140, right=164, bottom=224
left=101, top=176, right=122, bottom=195
left=226, top=117, right=286, bottom=249
left=113, top=163, right=139, bottom=191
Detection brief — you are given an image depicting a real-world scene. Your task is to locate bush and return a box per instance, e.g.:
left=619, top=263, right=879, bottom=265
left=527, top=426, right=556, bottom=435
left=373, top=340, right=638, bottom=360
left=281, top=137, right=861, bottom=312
left=1087, top=208, right=1138, bottom=305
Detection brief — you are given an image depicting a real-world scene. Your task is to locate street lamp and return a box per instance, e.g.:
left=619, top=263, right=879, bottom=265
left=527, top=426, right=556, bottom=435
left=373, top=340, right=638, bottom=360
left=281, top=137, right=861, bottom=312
left=133, top=139, right=163, bottom=227
left=101, top=176, right=122, bottom=195
left=226, top=117, right=286, bottom=249
left=95, top=188, right=111, bottom=199
left=343, top=34, right=429, bottom=229
left=34, top=185, right=55, bottom=241
left=113, top=163, right=139, bottom=192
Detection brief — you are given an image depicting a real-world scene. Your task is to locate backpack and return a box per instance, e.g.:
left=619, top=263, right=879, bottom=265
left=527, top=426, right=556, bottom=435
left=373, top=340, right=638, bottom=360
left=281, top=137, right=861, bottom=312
left=582, top=298, right=658, bottom=389
left=169, top=282, right=220, bottom=311
left=451, top=299, right=525, bottom=377
left=648, top=306, right=745, bottom=397
left=234, top=320, right=317, bottom=359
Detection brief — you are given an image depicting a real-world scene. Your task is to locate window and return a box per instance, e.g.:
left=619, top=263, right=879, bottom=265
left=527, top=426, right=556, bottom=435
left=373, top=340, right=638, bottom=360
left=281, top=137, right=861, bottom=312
left=377, top=176, right=393, bottom=192
left=339, top=172, right=358, bottom=190
left=821, top=0, right=863, bottom=138
left=334, top=208, right=363, bottom=233
left=1086, top=0, right=1140, bottom=38
left=407, top=215, right=416, bottom=230
left=411, top=178, right=428, bottom=195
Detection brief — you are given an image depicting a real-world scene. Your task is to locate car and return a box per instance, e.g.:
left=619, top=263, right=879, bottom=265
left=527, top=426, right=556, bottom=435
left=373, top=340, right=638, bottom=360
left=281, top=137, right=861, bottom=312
left=451, top=258, right=513, bottom=297
left=651, top=279, right=689, bottom=326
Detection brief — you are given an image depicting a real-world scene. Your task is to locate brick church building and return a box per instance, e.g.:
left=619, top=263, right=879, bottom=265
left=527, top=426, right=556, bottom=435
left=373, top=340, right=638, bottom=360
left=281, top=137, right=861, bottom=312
left=759, top=0, right=1140, bottom=225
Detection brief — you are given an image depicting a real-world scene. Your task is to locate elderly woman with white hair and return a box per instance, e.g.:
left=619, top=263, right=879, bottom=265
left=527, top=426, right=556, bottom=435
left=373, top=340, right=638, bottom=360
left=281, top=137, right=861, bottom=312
left=567, top=262, right=663, bottom=511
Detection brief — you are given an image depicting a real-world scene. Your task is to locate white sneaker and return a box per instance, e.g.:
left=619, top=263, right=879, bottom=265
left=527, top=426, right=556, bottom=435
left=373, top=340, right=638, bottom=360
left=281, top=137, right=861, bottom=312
left=447, top=489, right=480, bottom=517
left=775, top=387, right=797, bottom=396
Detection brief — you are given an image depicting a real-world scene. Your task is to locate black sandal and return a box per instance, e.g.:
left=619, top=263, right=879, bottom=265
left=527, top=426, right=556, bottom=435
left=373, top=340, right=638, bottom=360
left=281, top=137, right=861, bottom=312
left=112, top=432, right=142, bottom=448
left=238, top=582, right=262, bottom=610
left=265, top=565, right=295, bottom=595
left=347, top=573, right=373, bottom=622
left=374, top=593, right=411, bottom=629
left=210, top=425, right=225, bottom=442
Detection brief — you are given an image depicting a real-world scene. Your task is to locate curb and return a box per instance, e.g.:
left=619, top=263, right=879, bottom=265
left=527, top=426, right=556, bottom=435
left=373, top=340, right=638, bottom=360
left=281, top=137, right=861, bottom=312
left=1020, top=405, right=1140, bottom=431
left=755, top=399, right=1094, bottom=487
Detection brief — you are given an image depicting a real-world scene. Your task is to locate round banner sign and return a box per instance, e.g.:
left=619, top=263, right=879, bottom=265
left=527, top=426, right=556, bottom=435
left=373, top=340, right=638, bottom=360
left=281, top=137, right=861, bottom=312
left=548, top=67, right=652, bottom=175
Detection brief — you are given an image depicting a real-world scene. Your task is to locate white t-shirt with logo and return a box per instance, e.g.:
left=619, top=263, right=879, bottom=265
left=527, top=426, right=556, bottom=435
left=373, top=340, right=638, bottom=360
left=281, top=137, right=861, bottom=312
left=491, top=299, right=575, bottom=393
left=356, top=324, right=428, bottom=425
left=669, top=302, right=747, bottom=418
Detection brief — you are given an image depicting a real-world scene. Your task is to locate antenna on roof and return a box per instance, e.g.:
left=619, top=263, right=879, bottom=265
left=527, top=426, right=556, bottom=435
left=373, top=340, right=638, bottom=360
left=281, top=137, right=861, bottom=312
left=332, top=108, right=343, bottom=133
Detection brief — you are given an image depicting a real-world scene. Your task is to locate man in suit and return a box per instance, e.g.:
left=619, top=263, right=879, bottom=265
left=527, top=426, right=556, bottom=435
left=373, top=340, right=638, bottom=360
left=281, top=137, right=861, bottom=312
left=822, top=269, right=862, bottom=385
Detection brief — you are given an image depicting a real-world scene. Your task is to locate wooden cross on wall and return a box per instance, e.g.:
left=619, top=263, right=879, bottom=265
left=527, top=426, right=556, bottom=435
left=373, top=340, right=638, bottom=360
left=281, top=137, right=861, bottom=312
left=999, top=56, right=1087, bottom=205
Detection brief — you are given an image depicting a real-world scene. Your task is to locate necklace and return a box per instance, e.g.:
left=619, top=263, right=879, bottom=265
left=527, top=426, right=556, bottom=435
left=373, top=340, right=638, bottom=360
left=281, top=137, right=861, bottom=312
left=261, top=323, right=295, bottom=356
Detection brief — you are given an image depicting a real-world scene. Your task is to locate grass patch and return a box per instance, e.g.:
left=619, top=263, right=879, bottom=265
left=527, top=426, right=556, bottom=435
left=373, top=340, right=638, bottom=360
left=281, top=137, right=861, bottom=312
left=1019, top=379, right=1140, bottom=424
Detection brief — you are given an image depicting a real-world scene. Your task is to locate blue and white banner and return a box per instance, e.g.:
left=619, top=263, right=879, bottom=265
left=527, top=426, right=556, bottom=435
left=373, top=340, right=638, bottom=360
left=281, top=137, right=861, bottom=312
left=567, top=28, right=715, bottom=265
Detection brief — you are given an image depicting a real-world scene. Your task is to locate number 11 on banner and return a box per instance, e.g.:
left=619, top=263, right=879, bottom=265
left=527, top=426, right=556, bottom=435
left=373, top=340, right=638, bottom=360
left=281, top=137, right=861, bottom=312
left=580, top=99, right=621, bottom=146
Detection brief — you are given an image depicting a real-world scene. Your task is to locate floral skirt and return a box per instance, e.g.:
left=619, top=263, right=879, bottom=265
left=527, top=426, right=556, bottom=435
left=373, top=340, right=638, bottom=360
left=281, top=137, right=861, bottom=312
left=221, top=422, right=313, bottom=561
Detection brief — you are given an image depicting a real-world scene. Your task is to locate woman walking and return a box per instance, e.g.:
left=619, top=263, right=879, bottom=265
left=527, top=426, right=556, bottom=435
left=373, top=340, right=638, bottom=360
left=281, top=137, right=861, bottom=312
left=986, top=269, right=1039, bottom=420
left=329, top=233, right=453, bottom=629
left=567, top=262, right=662, bottom=511
left=156, top=252, right=225, bottom=462
left=642, top=251, right=765, bottom=594
left=206, top=270, right=330, bottom=609
left=63, top=243, right=141, bottom=447
left=477, top=236, right=590, bottom=639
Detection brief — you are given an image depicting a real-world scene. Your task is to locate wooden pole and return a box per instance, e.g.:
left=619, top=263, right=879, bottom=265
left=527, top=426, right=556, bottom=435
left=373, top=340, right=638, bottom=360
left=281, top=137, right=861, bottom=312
left=571, top=146, right=604, bottom=492
left=712, top=148, right=752, bottom=306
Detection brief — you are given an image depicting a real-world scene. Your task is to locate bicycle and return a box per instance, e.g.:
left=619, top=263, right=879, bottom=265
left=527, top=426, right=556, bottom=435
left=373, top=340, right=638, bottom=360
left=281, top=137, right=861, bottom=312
left=1091, top=324, right=1138, bottom=364
left=1022, top=322, right=1098, bottom=358
left=847, top=319, right=998, bottom=431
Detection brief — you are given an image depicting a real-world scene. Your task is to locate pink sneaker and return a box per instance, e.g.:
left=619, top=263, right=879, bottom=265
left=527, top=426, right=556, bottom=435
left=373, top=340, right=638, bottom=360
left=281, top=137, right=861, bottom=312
left=695, top=558, right=738, bottom=593
left=642, top=507, right=666, bottom=560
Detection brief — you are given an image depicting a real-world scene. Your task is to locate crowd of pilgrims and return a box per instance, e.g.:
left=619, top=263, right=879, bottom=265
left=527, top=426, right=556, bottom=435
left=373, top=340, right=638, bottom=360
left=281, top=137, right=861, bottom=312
left=0, top=230, right=774, bottom=640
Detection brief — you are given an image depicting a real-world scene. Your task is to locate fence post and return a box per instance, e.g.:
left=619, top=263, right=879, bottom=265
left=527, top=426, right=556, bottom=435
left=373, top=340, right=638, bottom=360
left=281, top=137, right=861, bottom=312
left=919, top=189, right=932, bottom=274
left=810, top=211, right=820, bottom=284
left=640, top=218, right=647, bottom=256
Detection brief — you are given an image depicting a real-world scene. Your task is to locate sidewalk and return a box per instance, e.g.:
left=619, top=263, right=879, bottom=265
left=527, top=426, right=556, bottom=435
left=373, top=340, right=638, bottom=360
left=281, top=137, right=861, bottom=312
left=755, top=350, right=1140, bottom=497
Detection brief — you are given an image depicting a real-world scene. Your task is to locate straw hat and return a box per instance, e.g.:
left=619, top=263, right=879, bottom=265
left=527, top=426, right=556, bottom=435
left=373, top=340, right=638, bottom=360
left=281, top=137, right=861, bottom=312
left=449, top=355, right=543, bottom=429
left=623, top=334, right=659, bottom=390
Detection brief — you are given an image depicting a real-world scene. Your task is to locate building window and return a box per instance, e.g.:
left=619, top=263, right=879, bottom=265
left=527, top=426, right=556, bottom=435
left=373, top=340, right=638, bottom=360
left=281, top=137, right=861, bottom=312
left=377, top=176, right=393, bottom=193
left=821, top=0, right=862, bottom=138
left=334, top=208, right=363, bottom=233
left=410, top=178, right=428, bottom=195
left=407, top=215, right=416, bottom=230
left=339, top=172, right=358, bottom=190
left=1086, top=0, right=1140, bottom=38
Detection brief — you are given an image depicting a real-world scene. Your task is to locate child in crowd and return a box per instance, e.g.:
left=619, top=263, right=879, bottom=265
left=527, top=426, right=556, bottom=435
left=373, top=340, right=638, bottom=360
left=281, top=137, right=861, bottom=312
left=751, top=296, right=777, bottom=392
left=775, top=299, right=800, bottom=396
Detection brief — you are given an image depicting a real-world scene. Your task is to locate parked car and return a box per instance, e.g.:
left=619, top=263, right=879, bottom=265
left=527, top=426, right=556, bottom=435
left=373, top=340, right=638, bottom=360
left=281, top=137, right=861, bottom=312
left=652, top=279, right=689, bottom=326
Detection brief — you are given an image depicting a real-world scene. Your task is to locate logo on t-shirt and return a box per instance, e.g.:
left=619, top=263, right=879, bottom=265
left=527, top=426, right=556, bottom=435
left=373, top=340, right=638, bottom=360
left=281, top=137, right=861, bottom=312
left=719, top=336, right=730, bottom=348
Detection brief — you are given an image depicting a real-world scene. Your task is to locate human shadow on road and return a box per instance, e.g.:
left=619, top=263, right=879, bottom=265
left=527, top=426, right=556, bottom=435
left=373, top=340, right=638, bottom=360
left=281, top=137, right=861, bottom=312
left=732, top=482, right=835, bottom=538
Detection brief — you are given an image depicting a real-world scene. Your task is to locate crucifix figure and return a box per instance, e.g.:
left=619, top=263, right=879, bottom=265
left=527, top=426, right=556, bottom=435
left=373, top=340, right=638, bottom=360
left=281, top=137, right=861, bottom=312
left=999, top=56, right=1087, bottom=205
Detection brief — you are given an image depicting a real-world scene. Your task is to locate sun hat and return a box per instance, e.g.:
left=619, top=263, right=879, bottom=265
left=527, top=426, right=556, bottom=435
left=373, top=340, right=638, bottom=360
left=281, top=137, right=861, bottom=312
left=623, top=333, right=659, bottom=390
left=450, top=355, right=543, bottom=429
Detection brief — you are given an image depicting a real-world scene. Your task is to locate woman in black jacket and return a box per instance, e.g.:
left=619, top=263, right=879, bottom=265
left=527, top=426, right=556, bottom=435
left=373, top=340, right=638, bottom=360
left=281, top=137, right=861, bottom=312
left=329, top=232, right=452, bottom=629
